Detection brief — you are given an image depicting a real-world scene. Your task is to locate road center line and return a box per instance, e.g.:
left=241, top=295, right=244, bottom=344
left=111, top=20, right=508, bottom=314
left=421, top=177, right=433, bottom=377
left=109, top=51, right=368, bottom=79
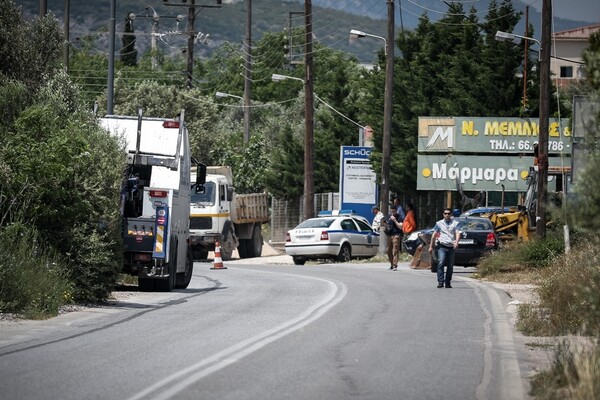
left=126, top=271, right=348, bottom=400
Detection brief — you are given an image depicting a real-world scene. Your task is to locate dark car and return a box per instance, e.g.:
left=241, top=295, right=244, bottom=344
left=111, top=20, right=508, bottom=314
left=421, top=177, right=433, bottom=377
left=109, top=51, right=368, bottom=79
left=460, top=206, right=517, bottom=218
left=421, top=216, right=499, bottom=267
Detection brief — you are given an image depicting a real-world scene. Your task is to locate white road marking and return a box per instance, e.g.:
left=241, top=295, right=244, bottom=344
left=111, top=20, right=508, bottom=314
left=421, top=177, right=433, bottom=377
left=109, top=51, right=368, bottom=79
left=126, top=270, right=347, bottom=400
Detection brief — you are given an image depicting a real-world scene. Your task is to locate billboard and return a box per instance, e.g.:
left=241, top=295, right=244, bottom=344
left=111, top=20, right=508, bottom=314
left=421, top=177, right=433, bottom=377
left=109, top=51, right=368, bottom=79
left=418, top=117, right=571, bottom=154
left=417, top=154, right=571, bottom=191
left=339, top=146, right=377, bottom=221
left=417, top=117, right=571, bottom=192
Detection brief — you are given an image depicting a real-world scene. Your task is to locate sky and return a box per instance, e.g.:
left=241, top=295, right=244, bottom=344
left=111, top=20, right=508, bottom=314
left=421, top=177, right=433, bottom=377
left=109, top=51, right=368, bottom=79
left=527, top=0, right=600, bottom=23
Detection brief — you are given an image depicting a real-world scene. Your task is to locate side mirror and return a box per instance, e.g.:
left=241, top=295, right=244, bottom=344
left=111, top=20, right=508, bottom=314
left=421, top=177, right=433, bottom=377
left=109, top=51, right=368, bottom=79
left=196, top=163, right=207, bottom=185
left=227, top=187, right=234, bottom=201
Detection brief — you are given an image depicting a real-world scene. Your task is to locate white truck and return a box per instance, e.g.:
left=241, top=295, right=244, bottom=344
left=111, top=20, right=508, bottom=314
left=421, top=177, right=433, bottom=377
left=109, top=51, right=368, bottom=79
left=190, top=166, right=269, bottom=261
left=100, top=109, right=204, bottom=291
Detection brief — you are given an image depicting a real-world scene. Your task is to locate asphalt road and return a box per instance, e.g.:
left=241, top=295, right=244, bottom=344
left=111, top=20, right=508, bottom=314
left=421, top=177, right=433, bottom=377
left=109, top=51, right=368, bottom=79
left=0, top=259, right=536, bottom=400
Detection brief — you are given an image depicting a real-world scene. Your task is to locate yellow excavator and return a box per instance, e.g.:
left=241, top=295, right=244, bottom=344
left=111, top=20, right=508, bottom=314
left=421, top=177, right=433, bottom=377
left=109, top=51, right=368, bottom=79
left=482, top=167, right=538, bottom=242
left=471, top=162, right=570, bottom=242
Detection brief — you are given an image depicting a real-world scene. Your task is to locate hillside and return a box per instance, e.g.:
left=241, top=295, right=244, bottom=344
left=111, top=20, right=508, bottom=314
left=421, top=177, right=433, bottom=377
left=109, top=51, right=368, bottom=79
left=14, top=0, right=593, bottom=63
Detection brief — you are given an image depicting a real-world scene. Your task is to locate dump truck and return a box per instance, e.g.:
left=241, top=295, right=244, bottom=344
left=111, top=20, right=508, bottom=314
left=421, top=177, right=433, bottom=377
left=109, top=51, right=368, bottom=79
left=190, top=166, right=269, bottom=261
left=100, top=109, right=204, bottom=291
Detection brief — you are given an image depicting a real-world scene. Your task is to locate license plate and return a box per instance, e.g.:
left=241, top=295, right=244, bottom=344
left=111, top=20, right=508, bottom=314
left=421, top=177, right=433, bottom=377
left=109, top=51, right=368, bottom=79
left=459, top=239, right=474, bottom=245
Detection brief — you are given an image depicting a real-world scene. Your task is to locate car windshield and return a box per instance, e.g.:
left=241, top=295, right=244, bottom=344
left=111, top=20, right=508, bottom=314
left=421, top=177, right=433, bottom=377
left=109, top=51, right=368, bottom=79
left=296, top=218, right=335, bottom=229
left=191, top=181, right=216, bottom=205
left=456, top=218, right=492, bottom=230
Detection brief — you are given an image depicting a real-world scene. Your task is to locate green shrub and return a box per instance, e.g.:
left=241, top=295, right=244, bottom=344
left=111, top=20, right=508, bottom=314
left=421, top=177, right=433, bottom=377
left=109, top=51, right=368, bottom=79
left=522, top=232, right=565, bottom=268
left=0, top=224, right=72, bottom=319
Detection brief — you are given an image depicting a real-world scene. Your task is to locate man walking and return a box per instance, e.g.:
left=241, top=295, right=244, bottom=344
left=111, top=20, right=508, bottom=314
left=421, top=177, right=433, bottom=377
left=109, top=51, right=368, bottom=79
left=386, top=211, right=403, bottom=271
left=428, top=208, right=461, bottom=288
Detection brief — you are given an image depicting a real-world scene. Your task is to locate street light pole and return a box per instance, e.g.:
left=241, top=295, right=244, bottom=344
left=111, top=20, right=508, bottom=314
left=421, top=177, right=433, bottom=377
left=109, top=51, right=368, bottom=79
left=495, top=28, right=548, bottom=236
left=304, top=0, right=315, bottom=220
left=243, top=0, right=252, bottom=143
left=348, top=3, right=393, bottom=216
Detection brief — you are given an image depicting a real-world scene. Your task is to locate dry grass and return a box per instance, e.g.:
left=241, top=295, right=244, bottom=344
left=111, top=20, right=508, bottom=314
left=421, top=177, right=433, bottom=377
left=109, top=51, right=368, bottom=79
left=482, top=234, right=600, bottom=399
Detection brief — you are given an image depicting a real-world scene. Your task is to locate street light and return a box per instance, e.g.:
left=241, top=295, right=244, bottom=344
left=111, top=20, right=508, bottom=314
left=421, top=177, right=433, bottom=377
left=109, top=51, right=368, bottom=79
left=271, top=73, right=314, bottom=220
left=494, top=30, right=541, bottom=47
left=349, top=5, right=394, bottom=217
left=349, top=29, right=387, bottom=55
left=271, top=73, right=304, bottom=83
left=215, top=91, right=243, bottom=100
left=495, top=22, right=551, bottom=239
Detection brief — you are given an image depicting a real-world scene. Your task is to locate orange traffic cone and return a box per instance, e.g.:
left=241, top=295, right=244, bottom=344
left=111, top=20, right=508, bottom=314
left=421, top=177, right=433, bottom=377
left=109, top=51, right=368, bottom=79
left=210, top=241, right=227, bottom=270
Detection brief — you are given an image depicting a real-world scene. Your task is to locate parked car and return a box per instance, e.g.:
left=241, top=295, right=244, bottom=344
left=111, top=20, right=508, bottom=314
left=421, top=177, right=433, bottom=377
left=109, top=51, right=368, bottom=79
left=403, top=227, right=433, bottom=256
left=421, top=216, right=499, bottom=267
left=285, top=210, right=380, bottom=265
left=460, top=206, right=518, bottom=217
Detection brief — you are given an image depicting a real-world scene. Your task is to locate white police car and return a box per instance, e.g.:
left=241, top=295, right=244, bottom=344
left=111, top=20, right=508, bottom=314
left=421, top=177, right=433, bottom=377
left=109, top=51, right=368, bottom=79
left=285, top=210, right=380, bottom=265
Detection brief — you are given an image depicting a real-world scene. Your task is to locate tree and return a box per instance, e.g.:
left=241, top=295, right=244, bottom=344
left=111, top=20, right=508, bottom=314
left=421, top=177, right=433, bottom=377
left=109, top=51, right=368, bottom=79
left=358, top=1, right=525, bottom=198
left=572, top=31, right=600, bottom=230
left=0, top=0, right=63, bottom=90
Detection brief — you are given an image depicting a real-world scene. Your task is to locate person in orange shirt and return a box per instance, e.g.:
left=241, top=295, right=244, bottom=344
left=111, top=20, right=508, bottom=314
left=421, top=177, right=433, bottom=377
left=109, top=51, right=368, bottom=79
left=402, top=202, right=417, bottom=236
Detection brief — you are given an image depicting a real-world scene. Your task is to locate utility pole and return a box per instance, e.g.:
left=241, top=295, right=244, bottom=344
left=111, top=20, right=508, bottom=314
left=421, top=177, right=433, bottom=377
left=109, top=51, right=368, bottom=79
left=63, top=0, right=70, bottom=70
left=161, top=1, right=221, bottom=88
left=536, top=0, right=551, bottom=238
left=381, top=0, right=394, bottom=216
left=304, top=0, right=315, bottom=220
left=39, top=0, right=47, bottom=16
left=107, top=0, right=116, bottom=115
left=186, top=0, right=196, bottom=89
left=243, top=0, right=252, bottom=143
left=523, top=6, right=528, bottom=112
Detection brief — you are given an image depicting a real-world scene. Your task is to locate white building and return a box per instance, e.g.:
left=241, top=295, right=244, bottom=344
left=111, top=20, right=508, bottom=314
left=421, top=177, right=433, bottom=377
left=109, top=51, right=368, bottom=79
left=551, top=24, right=600, bottom=88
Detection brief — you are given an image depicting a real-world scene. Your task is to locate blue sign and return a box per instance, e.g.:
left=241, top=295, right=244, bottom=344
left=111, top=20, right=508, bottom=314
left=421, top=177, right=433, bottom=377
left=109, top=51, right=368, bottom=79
left=339, top=146, right=377, bottom=223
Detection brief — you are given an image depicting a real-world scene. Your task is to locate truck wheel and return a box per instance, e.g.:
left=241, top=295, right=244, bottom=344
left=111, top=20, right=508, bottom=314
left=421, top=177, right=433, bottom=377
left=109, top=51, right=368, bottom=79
left=293, top=256, right=306, bottom=265
left=337, top=244, right=352, bottom=263
left=176, top=248, right=194, bottom=289
left=220, top=230, right=234, bottom=261
left=249, top=225, right=263, bottom=258
left=238, top=240, right=249, bottom=259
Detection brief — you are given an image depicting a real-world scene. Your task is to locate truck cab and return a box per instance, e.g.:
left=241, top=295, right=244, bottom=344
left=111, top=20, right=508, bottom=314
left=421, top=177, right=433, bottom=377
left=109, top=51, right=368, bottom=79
left=190, top=166, right=269, bottom=261
left=190, top=169, right=237, bottom=260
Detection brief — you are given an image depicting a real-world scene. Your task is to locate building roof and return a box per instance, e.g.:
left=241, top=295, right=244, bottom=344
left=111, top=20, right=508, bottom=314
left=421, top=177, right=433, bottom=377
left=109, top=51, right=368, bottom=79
left=552, top=24, right=600, bottom=41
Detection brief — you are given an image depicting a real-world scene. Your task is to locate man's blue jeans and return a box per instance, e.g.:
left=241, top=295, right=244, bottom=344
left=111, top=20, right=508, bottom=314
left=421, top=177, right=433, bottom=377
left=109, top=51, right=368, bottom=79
left=436, top=245, right=455, bottom=285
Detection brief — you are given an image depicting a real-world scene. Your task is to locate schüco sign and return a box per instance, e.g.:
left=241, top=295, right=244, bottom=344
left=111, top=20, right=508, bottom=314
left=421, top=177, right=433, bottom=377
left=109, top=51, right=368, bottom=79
left=343, top=148, right=372, bottom=157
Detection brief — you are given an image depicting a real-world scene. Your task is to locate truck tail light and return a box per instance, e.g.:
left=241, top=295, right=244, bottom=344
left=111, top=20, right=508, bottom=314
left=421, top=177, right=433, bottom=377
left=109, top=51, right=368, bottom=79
left=320, top=231, right=329, bottom=241
left=486, top=233, right=496, bottom=247
left=163, top=121, right=179, bottom=129
left=150, top=190, right=168, bottom=198
left=286, top=232, right=291, bottom=242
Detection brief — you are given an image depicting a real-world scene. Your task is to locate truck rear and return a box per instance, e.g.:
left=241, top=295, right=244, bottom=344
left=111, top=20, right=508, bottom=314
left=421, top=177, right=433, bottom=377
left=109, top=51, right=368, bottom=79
left=100, top=109, right=203, bottom=291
